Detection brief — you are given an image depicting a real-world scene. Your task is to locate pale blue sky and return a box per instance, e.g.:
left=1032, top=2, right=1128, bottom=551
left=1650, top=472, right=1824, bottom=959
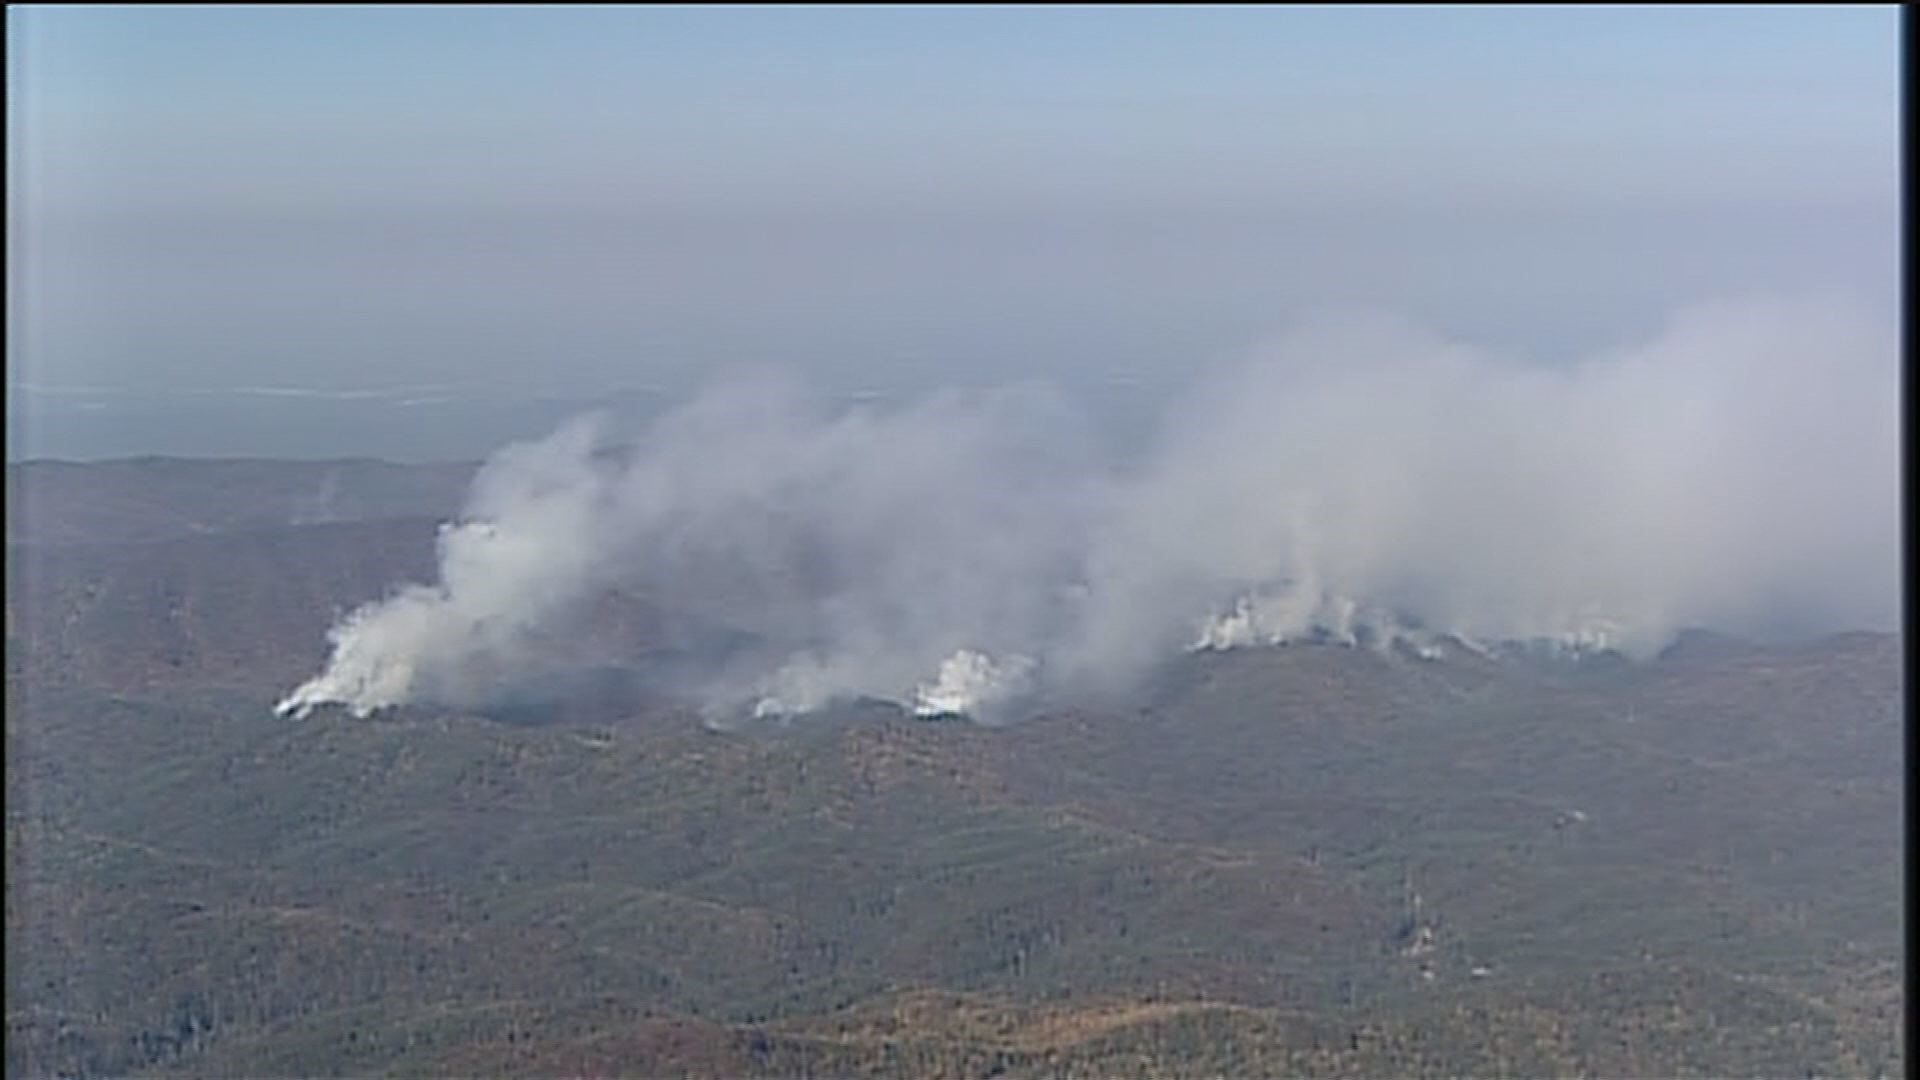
left=7, top=4, right=1901, bottom=459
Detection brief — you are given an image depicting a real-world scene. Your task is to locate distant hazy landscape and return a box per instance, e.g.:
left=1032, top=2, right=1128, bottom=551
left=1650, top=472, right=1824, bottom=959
left=9, top=6, right=1899, bottom=1078
left=5, top=457, right=1902, bottom=1078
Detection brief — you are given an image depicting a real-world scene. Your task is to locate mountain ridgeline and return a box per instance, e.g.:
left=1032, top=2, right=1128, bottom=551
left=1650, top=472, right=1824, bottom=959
left=4, top=458, right=1902, bottom=1078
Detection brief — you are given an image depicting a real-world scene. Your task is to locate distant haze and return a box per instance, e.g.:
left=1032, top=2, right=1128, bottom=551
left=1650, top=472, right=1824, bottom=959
left=7, top=6, right=1898, bottom=461
left=9, top=7, right=1899, bottom=717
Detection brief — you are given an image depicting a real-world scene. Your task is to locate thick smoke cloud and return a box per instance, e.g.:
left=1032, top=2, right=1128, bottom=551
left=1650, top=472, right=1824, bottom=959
left=277, top=297, right=1897, bottom=722
left=279, top=376, right=1101, bottom=720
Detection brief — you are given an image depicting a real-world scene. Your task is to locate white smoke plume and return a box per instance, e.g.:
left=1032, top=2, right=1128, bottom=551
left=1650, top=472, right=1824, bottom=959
left=277, top=375, right=1096, bottom=720
left=912, top=650, right=1038, bottom=719
left=277, top=296, right=1898, bottom=722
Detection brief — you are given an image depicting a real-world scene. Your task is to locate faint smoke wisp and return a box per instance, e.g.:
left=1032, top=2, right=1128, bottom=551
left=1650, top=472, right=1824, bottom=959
left=276, top=296, right=1898, bottom=721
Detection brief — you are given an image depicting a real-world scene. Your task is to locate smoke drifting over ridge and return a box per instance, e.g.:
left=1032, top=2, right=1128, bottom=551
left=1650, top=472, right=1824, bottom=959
left=277, top=298, right=1897, bottom=722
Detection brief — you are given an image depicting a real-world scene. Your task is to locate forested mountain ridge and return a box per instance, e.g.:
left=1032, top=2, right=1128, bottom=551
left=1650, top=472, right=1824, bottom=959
left=4, top=458, right=1902, bottom=1078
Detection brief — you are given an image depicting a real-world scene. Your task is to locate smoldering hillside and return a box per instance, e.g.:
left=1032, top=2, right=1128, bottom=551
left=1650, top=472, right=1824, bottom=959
left=276, top=296, right=1898, bottom=723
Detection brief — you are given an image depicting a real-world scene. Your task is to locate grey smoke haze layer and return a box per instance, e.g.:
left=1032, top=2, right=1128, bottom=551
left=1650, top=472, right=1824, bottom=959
left=277, top=297, right=1898, bottom=722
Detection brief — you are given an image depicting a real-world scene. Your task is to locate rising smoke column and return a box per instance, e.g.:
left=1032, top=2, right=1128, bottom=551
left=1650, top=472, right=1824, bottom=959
left=280, top=375, right=1100, bottom=720
left=1057, top=297, right=1897, bottom=685
left=277, top=415, right=623, bottom=717
left=278, top=296, right=1898, bottom=721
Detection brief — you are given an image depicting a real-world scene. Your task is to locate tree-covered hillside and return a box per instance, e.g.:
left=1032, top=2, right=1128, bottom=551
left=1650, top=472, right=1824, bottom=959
left=4, top=460, right=1903, bottom=1078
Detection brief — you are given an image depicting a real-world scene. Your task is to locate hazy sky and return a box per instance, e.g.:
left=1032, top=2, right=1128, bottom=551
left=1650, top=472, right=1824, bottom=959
left=7, top=4, right=1900, bottom=460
